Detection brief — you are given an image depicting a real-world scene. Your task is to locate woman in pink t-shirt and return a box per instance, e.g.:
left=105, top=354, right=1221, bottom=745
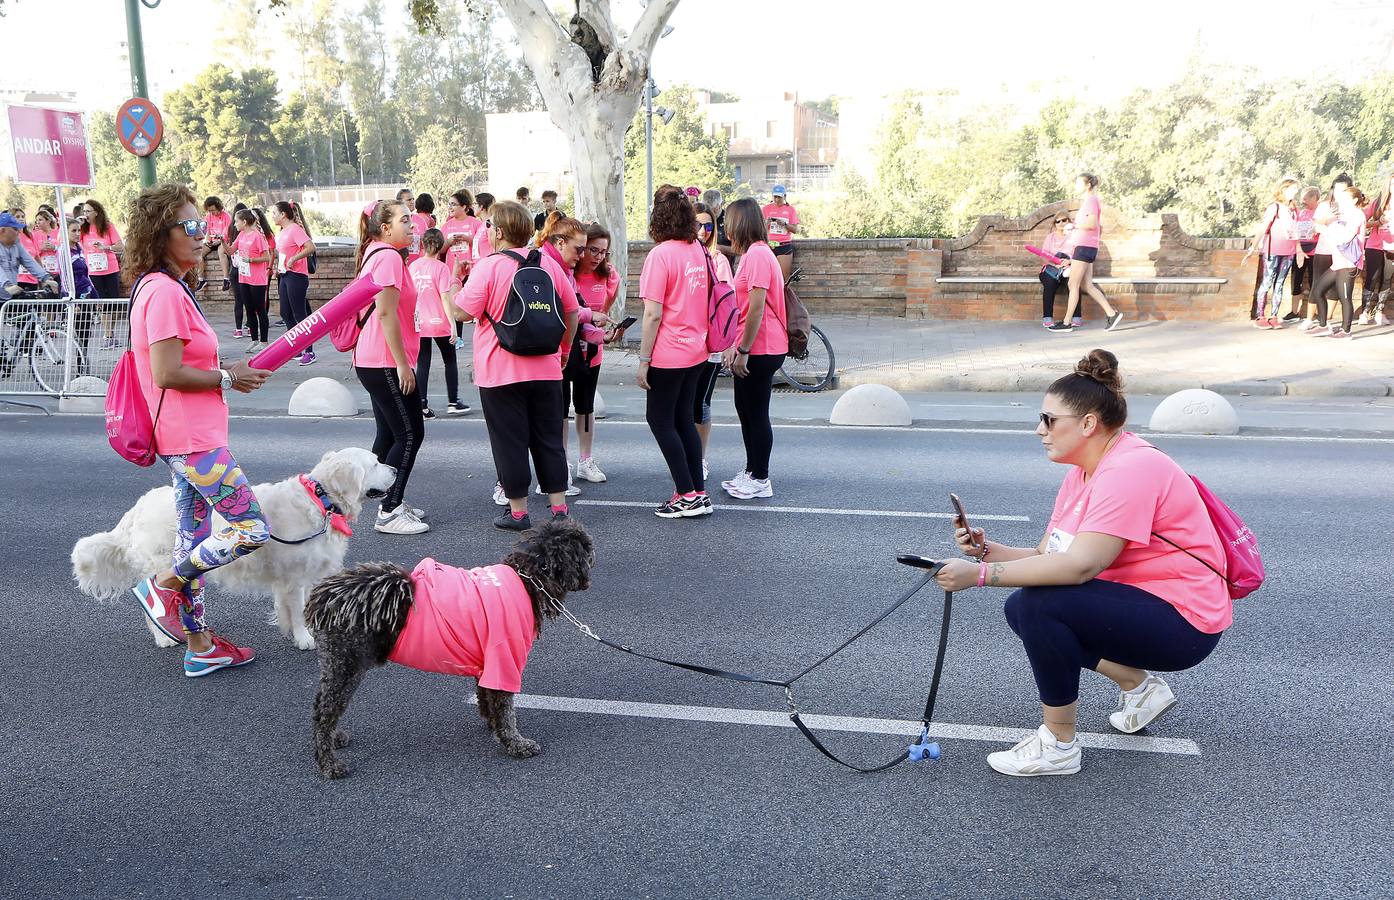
left=30, top=208, right=61, bottom=278
left=454, top=201, right=579, bottom=531
left=692, top=203, right=733, bottom=472
left=272, top=201, right=316, bottom=363
left=1246, top=178, right=1301, bottom=328
left=200, top=196, right=232, bottom=292
left=1051, top=174, right=1122, bottom=333
left=80, top=198, right=126, bottom=348
left=933, top=350, right=1230, bottom=777
left=408, top=194, right=436, bottom=265
left=442, top=190, right=482, bottom=347
left=229, top=208, right=272, bottom=350
left=719, top=198, right=787, bottom=502
left=123, top=183, right=272, bottom=677
left=353, top=200, right=429, bottom=534
left=410, top=228, right=469, bottom=418
left=472, top=192, right=497, bottom=263
left=566, top=221, right=619, bottom=485
left=1360, top=172, right=1393, bottom=325
left=637, top=185, right=713, bottom=519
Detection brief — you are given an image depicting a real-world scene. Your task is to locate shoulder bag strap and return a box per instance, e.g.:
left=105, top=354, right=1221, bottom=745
left=482, top=249, right=529, bottom=326
left=128, top=271, right=168, bottom=427
left=355, top=246, right=402, bottom=328
left=1143, top=447, right=1233, bottom=587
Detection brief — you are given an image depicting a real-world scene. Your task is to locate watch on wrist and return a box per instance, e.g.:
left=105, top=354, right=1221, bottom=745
left=219, top=368, right=233, bottom=391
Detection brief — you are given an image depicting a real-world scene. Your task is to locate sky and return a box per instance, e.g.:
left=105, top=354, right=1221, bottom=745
left=5, top=0, right=1391, bottom=114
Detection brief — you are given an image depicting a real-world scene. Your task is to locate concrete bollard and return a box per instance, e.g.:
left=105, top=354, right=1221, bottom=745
left=1148, top=388, right=1238, bottom=435
left=593, top=390, right=607, bottom=419
left=58, top=375, right=109, bottom=413
left=829, top=383, right=912, bottom=426
left=288, top=377, right=359, bottom=417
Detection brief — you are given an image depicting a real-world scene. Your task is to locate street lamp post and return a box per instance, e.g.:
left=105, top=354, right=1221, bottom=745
left=644, top=80, right=676, bottom=223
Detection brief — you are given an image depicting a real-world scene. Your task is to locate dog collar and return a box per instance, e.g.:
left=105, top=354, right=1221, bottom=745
left=299, top=475, right=353, bottom=537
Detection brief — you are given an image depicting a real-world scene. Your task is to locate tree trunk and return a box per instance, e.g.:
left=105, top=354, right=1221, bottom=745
left=566, top=100, right=631, bottom=318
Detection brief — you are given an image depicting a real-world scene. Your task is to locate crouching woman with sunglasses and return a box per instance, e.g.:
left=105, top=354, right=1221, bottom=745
left=933, top=350, right=1231, bottom=777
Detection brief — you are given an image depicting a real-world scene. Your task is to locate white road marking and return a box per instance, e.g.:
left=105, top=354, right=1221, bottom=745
left=478, top=692, right=1201, bottom=757
left=576, top=499, right=1030, bottom=522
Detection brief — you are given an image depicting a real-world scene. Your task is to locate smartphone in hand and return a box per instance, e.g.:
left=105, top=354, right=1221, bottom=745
left=950, top=492, right=983, bottom=553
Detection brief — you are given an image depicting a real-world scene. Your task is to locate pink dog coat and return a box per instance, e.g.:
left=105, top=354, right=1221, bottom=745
left=387, top=560, right=536, bottom=692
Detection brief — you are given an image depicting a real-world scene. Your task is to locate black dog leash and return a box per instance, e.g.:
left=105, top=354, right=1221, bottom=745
left=557, top=559, right=952, bottom=773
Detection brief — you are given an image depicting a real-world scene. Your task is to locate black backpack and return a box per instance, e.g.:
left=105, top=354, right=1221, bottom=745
left=484, top=249, right=566, bottom=355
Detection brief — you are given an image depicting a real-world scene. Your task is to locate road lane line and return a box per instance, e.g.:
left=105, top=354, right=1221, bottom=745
left=479, top=692, right=1200, bottom=757
left=575, top=499, right=1030, bottom=522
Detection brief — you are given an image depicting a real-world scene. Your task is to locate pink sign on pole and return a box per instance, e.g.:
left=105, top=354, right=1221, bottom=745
left=5, top=104, right=92, bottom=187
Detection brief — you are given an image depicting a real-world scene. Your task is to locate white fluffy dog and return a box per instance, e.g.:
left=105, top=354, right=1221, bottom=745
left=72, top=448, right=397, bottom=650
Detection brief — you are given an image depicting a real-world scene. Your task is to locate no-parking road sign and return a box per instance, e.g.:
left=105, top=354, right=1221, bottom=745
left=116, top=97, right=163, bottom=158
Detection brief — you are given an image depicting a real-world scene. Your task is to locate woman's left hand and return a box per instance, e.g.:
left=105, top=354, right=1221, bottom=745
left=637, top=361, right=650, bottom=391
left=591, top=311, right=612, bottom=327
left=934, top=558, right=982, bottom=592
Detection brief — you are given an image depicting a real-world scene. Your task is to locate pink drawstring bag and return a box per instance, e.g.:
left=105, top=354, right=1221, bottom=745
left=105, top=350, right=164, bottom=467
left=1154, top=473, right=1265, bottom=600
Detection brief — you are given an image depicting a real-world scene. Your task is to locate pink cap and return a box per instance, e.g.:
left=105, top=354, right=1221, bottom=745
left=685, top=186, right=701, bottom=198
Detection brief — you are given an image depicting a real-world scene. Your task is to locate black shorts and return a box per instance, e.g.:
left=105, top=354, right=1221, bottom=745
left=772, top=242, right=793, bottom=257
left=1070, top=245, right=1098, bottom=264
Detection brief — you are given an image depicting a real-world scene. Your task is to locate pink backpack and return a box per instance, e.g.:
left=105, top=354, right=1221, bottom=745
left=704, top=251, right=739, bottom=353
left=105, top=274, right=167, bottom=466
left=330, top=246, right=400, bottom=352
left=1154, top=473, right=1264, bottom=599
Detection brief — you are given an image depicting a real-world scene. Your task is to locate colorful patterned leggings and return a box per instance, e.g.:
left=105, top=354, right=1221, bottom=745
left=161, top=447, right=268, bottom=634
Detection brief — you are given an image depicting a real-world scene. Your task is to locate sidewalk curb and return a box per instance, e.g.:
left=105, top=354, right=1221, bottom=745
left=836, top=368, right=1393, bottom=398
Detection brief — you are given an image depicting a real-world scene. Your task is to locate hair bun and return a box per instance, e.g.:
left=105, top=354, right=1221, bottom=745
left=1075, top=349, right=1123, bottom=393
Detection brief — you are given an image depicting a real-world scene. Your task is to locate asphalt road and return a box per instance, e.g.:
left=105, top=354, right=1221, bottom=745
left=1, top=412, right=1390, bottom=898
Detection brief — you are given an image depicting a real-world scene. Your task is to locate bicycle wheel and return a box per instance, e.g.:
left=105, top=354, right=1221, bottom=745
left=29, top=326, right=84, bottom=394
left=779, top=324, right=836, bottom=392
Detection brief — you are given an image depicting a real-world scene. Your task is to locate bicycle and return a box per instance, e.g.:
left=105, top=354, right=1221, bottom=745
left=778, top=267, right=836, bottom=392
left=0, top=287, right=86, bottom=394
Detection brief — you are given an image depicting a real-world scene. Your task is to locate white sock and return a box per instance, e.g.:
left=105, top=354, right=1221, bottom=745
left=1056, top=736, right=1075, bottom=750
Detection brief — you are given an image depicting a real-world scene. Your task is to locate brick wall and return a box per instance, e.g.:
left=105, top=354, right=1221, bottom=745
left=183, top=205, right=1251, bottom=322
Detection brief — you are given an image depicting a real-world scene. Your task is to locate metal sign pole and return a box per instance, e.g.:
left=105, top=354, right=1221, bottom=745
left=55, top=183, right=77, bottom=395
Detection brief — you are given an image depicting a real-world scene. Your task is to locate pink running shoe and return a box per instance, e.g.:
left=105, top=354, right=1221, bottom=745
left=183, top=634, right=256, bottom=677
left=131, top=576, right=187, bottom=643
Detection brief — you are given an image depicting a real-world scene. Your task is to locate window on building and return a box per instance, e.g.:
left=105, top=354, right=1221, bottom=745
left=734, top=165, right=743, bottom=183
left=766, top=120, right=778, bottom=138
left=765, top=164, right=778, bottom=180
left=721, top=123, right=738, bottom=140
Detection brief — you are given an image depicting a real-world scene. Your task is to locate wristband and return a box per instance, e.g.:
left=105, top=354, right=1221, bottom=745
left=639, top=356, right=652, bottom=363
left=737, top=347, right=751, bottom=355
left=977, top=541, right=990, bottom=561
left=977, top=562, right=987, bottom=588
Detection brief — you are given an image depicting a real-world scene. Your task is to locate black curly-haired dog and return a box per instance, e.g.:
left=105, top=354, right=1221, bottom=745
left=305, top=518, right=594, bottom=778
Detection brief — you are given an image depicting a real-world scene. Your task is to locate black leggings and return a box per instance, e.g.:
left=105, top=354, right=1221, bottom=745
left=1039, top=272, right=1067, bottom=320
left=1311, top=265, right=1356, bottom=331
left=562, top=358, right=600, bottom=416
left=354, top=366, right=425, bottom=513
left=416, top=336, right=460, bottom=408
left=645, top=363, right=706, bottom=494
left=242, top=283, right=270, bottom=342
left=279, top=272, right=313, bottom=352
left=1362, top=248, right=1392, bottom=301
left=478, top=380, right=568, bottom=499
left=1004, top=581, right=1223, bottom=707
left=732, top=354, right=784, bottom=480
left=693, top=359, right=721, bottom=425
left=232, top=272, right=245, bottom=330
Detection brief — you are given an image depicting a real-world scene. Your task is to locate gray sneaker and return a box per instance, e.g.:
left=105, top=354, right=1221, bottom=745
left=1106, top=311, right=1124, bottom=331
left=1108, top=674, right=1177, bottom=734
left=374, top=506, right=429, bottom=535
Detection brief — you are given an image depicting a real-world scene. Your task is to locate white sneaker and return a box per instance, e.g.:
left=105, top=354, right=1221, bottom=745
left=1358, top=311, right=1371, bottom=326
left=493, top=482, right=509, bottom=506
left=397, top=498, right=427, bottom=519
left=374, top=506, right=430, bottom=535
left=986, top=724, right=1082, bottom=777
left=1377, top=311, right=1390, bottom=327
left=721, top=470, right=754, bottom=494
left=1108, top=674, right=1177, bottom=734
left=1297, top=318, right=1312, bottom=331
left=726, top=476, right=773, bottom=499
left=535, top=466, right=582, bottom=497
left=702, top=459, right=709, bottom=480
left=575, top=457, right=607, bottom=483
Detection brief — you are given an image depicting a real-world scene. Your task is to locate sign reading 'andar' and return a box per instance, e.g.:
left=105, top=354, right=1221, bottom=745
left=5, top=104, right=92, bottom=187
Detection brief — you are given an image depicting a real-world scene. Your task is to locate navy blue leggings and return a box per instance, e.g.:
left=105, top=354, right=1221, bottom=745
left=1003, top=580, right=1223, bottom=707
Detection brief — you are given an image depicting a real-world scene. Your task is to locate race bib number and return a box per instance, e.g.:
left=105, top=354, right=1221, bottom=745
left=1046, top=528, right=1074, bottom=554
left=410, top=233, right=421, bottom=255
left=43, top=257, right=59, bottom=274
left=87, top=251, right=109, bottom=273
left=769, top=219, right=788, bottom=236
left=1297, top=221, right=1315, bottom=241
left=236, top=255, right=250, bottom=278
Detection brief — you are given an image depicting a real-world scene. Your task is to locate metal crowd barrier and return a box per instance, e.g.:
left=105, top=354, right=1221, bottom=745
left=0, top=297, right=127, bottom=397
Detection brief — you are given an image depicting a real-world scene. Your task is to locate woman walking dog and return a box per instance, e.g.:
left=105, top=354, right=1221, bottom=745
left=934, top=350, right=1230, bottom=776
left=124, top=183, right=273, bottom=677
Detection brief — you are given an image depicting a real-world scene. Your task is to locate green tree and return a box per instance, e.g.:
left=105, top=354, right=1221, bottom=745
left=622, top=85, right=733, bottom=236
left=164, top=65, right=284, bottom=199
left=405, top=123, right=485, bottom=203
left=341, top=0, right=411, bottom=184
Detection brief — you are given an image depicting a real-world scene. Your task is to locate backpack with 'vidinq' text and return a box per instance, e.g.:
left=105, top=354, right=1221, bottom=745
left=485, top=249, right=566, bottom=355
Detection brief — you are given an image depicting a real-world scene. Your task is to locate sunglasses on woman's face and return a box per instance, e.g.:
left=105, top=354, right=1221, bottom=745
left=699, top=222, right=714, bottom=231
left=175, top=218, right=207, bottom=238
left=586, top=246, right=609, bottom=256
left=1039, top=411, right=1083, bottom=429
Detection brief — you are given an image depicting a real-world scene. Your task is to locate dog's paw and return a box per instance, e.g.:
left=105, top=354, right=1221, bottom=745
left=292, top=630, right=317, bottom=651
left=504, top=738, right=541, bottom=759
left=317, top=758, right=349, bottom=779
left=153, top=632, right=180, bottom=649
left=333, top=729, right=351, bottom=749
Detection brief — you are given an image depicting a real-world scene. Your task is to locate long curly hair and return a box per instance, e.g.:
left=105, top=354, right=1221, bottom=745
left=122, top=183, right=198, bottom=291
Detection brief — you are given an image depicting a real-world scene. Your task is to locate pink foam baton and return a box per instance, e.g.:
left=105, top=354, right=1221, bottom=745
left=1025, top=244, right=1068, bottom=265
left=249, top=275, right=380, bottom=371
